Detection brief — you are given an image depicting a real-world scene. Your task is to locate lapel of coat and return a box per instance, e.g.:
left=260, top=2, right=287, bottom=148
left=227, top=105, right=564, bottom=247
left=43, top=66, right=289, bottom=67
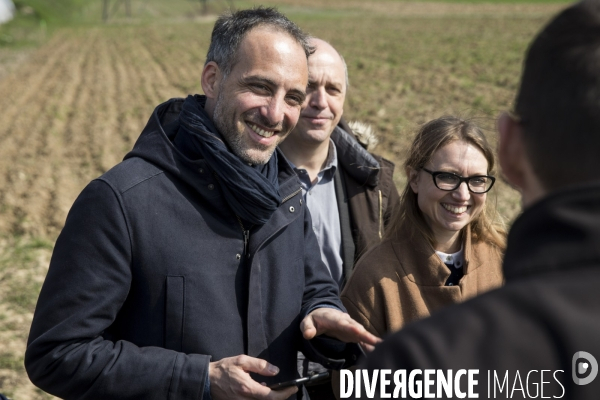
left=390, top=223, right=450, bottom=286
left=334, top=166, right=356, bottom=287
left=463, top=225, right=495, bottom=276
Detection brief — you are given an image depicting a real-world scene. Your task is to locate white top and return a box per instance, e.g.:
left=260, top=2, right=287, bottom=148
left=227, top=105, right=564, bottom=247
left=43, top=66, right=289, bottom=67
left=436, top=246, right=465, bottom=269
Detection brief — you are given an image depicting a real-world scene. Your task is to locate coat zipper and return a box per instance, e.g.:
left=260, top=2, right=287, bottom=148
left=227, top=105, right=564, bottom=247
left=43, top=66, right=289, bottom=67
left=209, top=169, right=301, bottom=256
left=249, top=186, right=302, bottom=255
left=378, top=189, right=383, bottom=239
left=281, top=187, right=302, bottom=204
left=235, top=187, right=300, bottom=256
left=235, top=214, right=252, bottom=256
left=212, top=170, right=252, bottom=257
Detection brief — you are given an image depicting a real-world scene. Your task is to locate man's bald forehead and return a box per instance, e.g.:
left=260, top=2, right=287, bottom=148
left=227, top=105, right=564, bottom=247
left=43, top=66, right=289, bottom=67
left=308, top=37, right=349, bottom=88
left=309, top=38, right=346, bottom=65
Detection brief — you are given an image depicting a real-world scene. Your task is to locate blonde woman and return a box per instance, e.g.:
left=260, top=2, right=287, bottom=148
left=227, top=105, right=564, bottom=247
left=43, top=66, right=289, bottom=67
left=341, top=116, right=506, bottom=337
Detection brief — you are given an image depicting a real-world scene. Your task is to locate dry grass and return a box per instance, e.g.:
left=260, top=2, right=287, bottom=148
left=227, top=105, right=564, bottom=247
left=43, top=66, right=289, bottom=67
left=0, top=238, right=54, bottom=399
left=0, top=1, right=565, bottom=397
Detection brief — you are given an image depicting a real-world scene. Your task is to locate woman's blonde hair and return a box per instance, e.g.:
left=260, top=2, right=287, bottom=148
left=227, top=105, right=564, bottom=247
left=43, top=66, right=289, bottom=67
left=387, top=116, right=506, bottom=250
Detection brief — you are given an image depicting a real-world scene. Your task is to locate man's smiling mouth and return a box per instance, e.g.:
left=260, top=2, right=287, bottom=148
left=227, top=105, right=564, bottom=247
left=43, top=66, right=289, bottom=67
left=248, top=123, right=276, bottom=138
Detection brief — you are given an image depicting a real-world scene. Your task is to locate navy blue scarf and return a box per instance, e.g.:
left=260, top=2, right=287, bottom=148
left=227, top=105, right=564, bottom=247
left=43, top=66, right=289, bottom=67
left=177, top=95, right=281, bottom=226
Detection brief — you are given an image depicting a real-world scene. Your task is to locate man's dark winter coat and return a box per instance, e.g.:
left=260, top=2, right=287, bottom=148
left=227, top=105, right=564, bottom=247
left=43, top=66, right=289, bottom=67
left=360, top=182, right=600, bottom=399
left=25, top=98, right=353, bottom=399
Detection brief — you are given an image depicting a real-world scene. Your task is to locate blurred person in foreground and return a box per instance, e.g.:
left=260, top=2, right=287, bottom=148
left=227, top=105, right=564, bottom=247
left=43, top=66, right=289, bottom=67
left=359, top=1, right=600, bottom=398
left=278, top=38, right=399, bottom=399
left=24, top=7, right=379, bottom=400
left=340, top=116, right=505, bottom=339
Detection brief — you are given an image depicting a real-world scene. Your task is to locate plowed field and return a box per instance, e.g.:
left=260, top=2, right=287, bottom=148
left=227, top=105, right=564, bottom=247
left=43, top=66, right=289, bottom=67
left=0, top=2, right=566, bottom=398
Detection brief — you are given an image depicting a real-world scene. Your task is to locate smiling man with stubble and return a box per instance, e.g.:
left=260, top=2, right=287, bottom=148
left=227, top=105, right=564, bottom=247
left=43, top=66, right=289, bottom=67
left=25, top=8, right=379, bottom=400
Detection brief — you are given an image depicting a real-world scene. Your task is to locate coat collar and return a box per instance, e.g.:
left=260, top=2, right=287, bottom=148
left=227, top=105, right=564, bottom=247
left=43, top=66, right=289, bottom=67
left=390, top=223, right=491, bottom=286
left=331, top=124, right=380, bottom=187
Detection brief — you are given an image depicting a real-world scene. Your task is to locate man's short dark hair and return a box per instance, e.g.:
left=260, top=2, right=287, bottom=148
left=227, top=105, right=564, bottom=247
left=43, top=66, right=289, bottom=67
left=515, top=0, right=600, bottom=190
left=205, top=7, right=314, bottom=77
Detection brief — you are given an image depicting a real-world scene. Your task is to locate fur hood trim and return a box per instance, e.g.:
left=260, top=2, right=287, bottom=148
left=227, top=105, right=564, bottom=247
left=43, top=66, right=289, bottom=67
left=347, top=121, right=379, bottom=152
left=331, top=124, right=380, bottom=187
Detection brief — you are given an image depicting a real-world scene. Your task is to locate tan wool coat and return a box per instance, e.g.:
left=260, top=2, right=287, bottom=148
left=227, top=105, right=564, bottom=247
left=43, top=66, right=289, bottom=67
left=341, top=223, right=504, bottom=337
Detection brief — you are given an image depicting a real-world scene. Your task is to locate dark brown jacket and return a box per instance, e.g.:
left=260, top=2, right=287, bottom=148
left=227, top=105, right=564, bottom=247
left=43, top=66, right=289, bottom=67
left=332, top=120, right=400, bottom=286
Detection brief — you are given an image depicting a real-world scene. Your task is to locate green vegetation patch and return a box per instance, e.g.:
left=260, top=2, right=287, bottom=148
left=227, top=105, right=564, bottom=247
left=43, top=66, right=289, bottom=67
left=0, top=237, right=53, bottom=313
left=13, top=0, right=87, bottom=24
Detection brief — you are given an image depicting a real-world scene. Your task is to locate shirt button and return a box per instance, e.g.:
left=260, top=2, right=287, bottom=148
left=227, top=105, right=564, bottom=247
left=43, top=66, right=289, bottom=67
left=198, top=168, right=204, bottom=173
left=448, top=283, right=454, bottom=286
left=208, top=184, right=214, bottom=190
left=299, top=199, right=303, bottom=205
left=236, top=254, right=241, bottom=260
left=289, top=206, right=295, bottom=213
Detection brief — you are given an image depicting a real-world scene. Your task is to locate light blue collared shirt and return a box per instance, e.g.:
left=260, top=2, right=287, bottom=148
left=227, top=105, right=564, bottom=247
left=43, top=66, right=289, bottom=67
left=290, top=140, right=343, bottom=287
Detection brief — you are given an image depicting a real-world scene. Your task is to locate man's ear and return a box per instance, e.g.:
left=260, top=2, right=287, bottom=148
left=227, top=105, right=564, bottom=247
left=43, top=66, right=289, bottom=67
left=201, top=61, right=221, bottom=100
left=406, top=167, right=419, bottom=194
left=498, top=112, right=527, bottom=191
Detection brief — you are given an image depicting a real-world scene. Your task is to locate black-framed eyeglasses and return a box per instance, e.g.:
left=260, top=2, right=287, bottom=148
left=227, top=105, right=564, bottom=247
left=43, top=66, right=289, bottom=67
left=421, top=168, right=495, bottom=194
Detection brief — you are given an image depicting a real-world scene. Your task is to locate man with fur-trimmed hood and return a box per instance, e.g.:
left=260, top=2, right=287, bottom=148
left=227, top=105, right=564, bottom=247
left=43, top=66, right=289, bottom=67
left=279, top=38, right=399, bottom=399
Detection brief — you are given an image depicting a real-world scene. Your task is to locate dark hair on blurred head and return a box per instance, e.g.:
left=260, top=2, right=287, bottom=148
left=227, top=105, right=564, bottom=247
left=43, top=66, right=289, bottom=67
left=515, top=0, right=600, bottom=191
left=206, top=7, right=314, bottom=78
left=387, top=116, right=506, bottom=250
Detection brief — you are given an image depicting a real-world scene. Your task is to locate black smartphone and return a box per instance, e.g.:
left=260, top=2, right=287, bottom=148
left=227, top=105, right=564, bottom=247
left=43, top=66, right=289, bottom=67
left=268, top=371, right=330, bottom=390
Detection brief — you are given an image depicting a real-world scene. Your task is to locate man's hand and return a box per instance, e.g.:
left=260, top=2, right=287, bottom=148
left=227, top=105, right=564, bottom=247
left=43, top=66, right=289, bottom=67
left=300, top=308, right=381, bottom=347
left=209, top=355, right=298, bottom=400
